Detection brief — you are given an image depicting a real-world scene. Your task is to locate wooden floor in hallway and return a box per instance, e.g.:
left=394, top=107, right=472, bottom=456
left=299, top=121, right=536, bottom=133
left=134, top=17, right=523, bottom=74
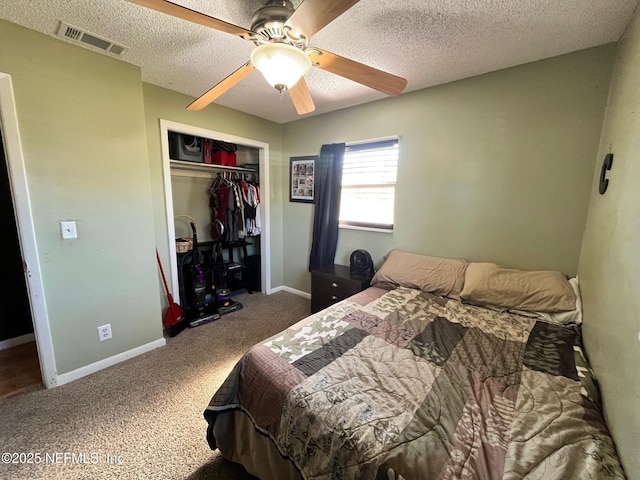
left=0, top=342, right=42, bottom=399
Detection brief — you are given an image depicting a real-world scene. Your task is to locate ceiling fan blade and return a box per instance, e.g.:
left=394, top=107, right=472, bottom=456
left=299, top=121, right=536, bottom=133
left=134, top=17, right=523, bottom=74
left=310, top=49, right=407, bottom=97
left=127, top=0, right=255, bottom=39
left=285, top=0, right=361, bottom=38
left=289, top=78, right=315, bottom=115
left=187, top=63, right=255, bottom=111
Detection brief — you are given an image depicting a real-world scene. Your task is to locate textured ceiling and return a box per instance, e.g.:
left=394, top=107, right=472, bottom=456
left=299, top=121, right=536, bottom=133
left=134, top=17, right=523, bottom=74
left=0, top=0, right=638, bottom=123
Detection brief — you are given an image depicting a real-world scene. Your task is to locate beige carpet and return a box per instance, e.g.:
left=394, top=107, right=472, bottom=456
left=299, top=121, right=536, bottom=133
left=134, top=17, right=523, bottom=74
left=0, top=291, right=310, bottom=480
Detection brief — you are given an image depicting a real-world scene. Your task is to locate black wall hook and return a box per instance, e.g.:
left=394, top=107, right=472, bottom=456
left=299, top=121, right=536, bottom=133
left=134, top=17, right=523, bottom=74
left=599, top=153, right=614, bottom=195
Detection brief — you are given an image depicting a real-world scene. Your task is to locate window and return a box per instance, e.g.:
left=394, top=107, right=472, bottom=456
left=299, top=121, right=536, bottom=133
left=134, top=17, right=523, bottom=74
left=339, top=138, right=399, bottom=231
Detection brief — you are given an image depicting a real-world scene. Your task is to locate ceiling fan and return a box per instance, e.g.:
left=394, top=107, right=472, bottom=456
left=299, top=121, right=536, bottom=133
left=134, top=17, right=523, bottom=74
left=127, top=0, right=408, bottom=115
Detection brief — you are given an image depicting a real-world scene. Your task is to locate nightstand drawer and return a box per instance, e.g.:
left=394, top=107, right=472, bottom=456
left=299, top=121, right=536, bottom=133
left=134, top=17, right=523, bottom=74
left=311, top=288, right=350, bottom=312
left=312, top=274, right=362, bottom=297
left=310, top=264, right=373, bottom=314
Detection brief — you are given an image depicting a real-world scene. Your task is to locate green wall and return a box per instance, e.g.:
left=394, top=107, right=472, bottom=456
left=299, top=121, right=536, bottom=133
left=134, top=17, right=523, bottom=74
left=578, top=6, right=640, bottom=477
left=172, top=175, right=216, bottom=242
left=141, top=84, right=284, bottom=293
left=0, top=21, right=163, bottom=374
left=282, top=45, right=615, bottom=293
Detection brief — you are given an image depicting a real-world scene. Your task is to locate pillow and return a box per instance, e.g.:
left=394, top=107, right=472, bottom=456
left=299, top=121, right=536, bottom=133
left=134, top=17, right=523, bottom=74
left=370, top=249, right=468, bottom=299
left=531, top=277, right=583, bottom=324
left=460, top=262, right=576, bottom=313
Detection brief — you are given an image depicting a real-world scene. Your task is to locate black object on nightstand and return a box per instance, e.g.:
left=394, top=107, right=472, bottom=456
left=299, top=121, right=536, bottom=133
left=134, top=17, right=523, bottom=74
left=310, top=264, right=373, bottom=314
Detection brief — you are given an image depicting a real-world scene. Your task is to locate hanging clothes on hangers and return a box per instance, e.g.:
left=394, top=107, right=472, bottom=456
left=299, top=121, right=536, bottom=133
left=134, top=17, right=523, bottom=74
left=209, top=172, right=231, bottom=241
left=208, top=170, right=260, bottom=243
left=240, top=173, right=261, bottom=236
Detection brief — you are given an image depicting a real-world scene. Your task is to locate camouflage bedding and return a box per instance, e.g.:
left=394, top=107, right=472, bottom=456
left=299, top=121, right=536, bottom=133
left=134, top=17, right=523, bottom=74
left=204, top=286, right=626, bottom=479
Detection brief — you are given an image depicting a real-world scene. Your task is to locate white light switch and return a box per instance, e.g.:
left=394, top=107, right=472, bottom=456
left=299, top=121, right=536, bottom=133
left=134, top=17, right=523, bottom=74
left=60, top=221, right=77, bottom=239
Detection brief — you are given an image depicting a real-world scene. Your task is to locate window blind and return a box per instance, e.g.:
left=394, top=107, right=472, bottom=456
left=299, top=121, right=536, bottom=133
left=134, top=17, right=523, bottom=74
left=339, top=138, right=399, bottom=230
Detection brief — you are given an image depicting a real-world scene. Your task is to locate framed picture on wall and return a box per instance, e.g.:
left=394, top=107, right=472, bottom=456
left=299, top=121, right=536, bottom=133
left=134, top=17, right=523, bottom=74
left=289, top=155, right=316, bottom=203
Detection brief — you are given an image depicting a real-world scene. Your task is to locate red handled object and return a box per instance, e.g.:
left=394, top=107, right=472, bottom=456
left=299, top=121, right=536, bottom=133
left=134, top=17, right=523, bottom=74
left=156, top=248, right=185, bottom=335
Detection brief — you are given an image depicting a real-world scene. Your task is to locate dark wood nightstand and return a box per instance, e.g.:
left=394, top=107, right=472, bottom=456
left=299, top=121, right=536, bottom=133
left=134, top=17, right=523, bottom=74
left=310, top=264, right=373, bottom=314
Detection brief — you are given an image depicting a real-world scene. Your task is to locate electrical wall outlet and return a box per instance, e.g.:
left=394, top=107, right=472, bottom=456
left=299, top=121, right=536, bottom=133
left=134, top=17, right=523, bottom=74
left=98, top=324, right=112, bottom=341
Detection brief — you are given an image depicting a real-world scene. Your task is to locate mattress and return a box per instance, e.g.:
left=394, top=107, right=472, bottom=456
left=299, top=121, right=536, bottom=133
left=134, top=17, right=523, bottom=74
left=204, top=285, right=626, bottom=479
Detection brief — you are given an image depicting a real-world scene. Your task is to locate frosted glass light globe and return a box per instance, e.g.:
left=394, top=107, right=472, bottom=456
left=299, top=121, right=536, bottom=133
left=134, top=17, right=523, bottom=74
left=251, top=43, right=312, bottom=91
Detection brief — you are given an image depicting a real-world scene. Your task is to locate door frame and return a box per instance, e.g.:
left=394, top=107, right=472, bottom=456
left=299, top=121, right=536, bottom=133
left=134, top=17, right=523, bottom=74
left=159, top=119, right=271, bottom=299
left=0, top=73, right=57, bottom=387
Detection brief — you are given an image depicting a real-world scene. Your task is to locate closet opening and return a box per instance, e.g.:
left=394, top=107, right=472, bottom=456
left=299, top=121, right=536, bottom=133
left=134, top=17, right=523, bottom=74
left=159, top=120, right=271, bottom=318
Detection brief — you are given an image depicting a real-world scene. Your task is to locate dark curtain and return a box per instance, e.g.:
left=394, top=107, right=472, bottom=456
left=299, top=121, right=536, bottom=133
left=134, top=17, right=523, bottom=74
left=309, top=143, right=345, bottom=271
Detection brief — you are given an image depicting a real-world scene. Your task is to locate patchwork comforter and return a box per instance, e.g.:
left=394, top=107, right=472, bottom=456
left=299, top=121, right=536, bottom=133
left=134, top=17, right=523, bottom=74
left=204, top=286, right=626, bottom=479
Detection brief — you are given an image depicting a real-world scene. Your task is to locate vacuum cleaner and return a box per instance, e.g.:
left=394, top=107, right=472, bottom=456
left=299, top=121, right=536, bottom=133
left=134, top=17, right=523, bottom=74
left=211, top=224, right=243, bottom=316
left=184, top=221, right=220, bottom=328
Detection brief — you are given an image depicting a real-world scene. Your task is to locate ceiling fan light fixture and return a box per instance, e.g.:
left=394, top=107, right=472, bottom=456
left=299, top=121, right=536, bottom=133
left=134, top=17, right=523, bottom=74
left=250, top=43, right=311, bottom=92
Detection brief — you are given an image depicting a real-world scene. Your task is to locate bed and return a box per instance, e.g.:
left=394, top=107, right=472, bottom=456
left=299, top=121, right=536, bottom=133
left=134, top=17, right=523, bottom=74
left=204, top=250, right=626, bottom=479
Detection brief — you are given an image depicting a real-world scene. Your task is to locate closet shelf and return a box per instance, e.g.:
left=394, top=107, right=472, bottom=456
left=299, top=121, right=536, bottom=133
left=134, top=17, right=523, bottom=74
left=170, top=159, right=257, bottom=173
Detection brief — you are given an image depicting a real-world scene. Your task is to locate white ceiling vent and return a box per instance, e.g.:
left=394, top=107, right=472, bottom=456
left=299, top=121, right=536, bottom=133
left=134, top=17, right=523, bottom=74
left=55, top=21, right=128, bottom=57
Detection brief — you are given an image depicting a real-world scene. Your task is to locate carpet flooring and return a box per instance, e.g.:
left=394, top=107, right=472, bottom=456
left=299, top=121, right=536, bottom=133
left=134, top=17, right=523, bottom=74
left=0, top=291, right=310, bottom=480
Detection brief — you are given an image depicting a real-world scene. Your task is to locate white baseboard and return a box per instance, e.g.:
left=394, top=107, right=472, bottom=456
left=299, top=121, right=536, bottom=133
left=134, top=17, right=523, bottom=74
left=0, top=333, right=35, bottom=351
left=268, top=285, right=311, bottom=299
left=55, top=338, right=166, bottom=387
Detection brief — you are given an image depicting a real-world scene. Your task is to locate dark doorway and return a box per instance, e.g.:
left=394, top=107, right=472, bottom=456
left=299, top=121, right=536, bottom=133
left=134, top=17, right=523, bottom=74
left=0, top=122, right=41, bottom=397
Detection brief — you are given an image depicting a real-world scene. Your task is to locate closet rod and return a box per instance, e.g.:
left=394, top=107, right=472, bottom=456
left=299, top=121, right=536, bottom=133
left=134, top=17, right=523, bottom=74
left=169, top=159, right=257, bottom=173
